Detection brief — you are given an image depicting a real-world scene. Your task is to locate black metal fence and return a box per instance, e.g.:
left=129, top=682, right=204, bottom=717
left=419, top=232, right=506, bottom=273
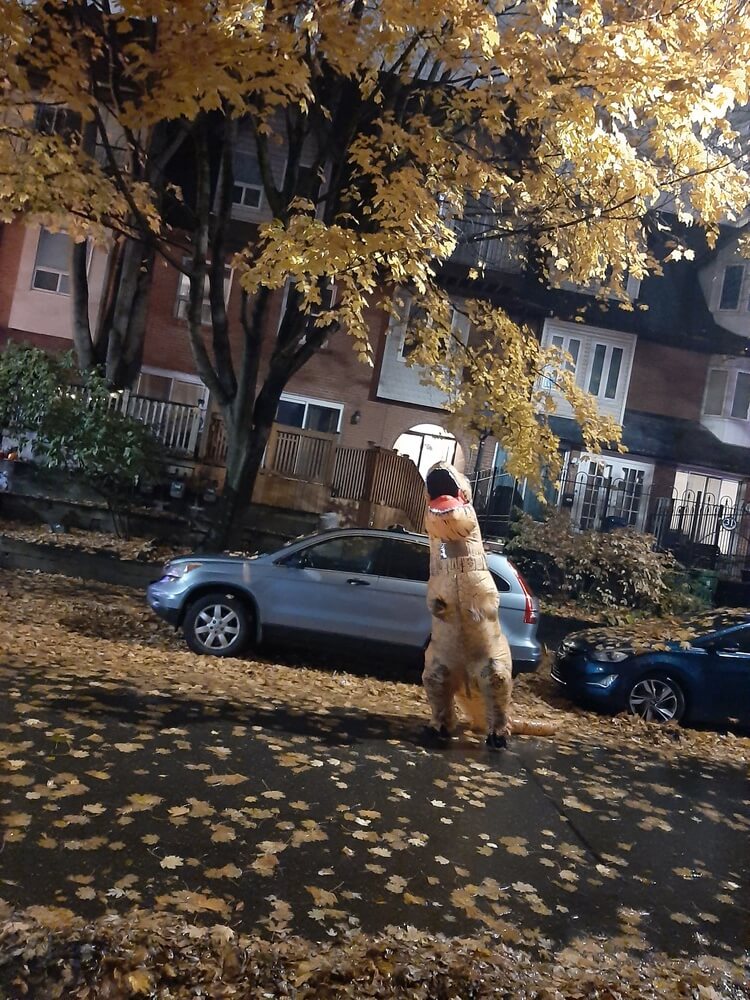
left=467, top=466, right=750, bottom=580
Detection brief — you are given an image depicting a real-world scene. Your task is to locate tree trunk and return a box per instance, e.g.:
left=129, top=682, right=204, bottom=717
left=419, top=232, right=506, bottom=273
left=204, top=415, right=272, bottom=550
left=99, top=238, right=156, bottom=389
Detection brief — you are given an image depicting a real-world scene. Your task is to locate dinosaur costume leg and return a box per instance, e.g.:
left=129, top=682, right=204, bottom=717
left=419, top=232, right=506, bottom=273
left=477, top=656, right=512, bottom=746
left=422, top=643, right=458, bottom=734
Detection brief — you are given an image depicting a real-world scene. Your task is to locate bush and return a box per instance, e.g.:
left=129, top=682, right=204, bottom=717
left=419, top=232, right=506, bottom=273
left=0, top=343, right=163, bottom=535
left=505, top=511, right=704, bottom=615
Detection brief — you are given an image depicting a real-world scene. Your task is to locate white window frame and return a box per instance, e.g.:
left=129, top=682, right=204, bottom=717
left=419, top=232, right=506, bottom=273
left=702, top=365, right=750, bottom=421
left=539, top=319, right=636, bottom=422
left=31, top=227, right=90, bottom=296
left=277, top=391, right=343, bottom=433
left=175, top=260, right=233, bottom=326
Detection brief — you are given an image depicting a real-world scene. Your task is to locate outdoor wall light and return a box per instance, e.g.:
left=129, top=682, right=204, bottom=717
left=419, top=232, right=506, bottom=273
left=350, top=410, right=361, bottom=425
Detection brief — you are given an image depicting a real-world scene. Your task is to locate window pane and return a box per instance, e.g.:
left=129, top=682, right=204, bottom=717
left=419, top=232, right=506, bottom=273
left=302, top=536, right=381, bottom=574
left=567, top=338, right=581, bottom=368
left=551, top=335, right=564, bottom=349
left=588, top=344, right=606, bottom=395
left=234, top=150, right=263, bottom=185
left=720, top=265, right=744, bottom=310
left=32, top=269, right=59, bottom=292
left=35, top=228, right=71, bottom=270
left=241, top=186, right=261, bottom=208
left=731, top=373, right=750, bottom=419
left=604, top=347, right=623, bottom=399
left=305, top=404, right=340, bottom=433
left=704, top=369, right=728, bottom=415
left=490, top=572, right=511, bottom=593
left=379, top=539, right=430, bottom=582
left=276, top=399, right=306, bottom=427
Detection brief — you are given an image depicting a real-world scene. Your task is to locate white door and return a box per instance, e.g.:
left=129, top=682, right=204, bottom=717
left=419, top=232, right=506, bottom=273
left=569, top=455, right=654, bottom=531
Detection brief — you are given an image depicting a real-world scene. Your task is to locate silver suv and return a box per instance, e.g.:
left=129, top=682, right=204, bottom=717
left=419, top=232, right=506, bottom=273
left=147, top=528, right=541, bottom=672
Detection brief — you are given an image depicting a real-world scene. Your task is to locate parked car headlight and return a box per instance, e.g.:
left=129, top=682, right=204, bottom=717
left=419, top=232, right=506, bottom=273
left=586, top=673, right=619, bottom=689
left=162, top=561, right=203, bottom=580
left=590, top=649, right=630, bottom=663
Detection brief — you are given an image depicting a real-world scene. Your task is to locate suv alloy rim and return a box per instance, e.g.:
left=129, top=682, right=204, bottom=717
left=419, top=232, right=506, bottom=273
left=194, top=604, right=241, bottom=650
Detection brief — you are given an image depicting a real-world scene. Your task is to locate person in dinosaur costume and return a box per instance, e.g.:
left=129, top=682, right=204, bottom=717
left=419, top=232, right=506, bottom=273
left=422, top=461, right=556, bottom=748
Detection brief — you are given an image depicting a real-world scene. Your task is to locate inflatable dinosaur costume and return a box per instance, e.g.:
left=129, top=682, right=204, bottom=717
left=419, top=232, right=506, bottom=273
left=422, top=461, right=555, bottom=748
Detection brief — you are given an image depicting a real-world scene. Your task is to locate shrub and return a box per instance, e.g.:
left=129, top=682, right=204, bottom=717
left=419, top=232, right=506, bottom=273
left=0, top=343, right=163, bottom=535
left=505, top=511, right=703, bottom=615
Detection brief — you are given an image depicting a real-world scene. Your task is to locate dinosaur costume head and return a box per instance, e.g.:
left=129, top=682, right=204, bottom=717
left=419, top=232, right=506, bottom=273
left=424, top=462, right=480, bottom=542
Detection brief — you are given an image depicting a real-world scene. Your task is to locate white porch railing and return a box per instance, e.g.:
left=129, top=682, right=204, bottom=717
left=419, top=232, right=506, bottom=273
left=109, top=391, right=203, bottom=457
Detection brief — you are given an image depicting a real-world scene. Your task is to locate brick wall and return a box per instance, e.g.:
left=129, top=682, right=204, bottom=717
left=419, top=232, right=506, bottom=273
left=626, top=340, right=708, bottom=421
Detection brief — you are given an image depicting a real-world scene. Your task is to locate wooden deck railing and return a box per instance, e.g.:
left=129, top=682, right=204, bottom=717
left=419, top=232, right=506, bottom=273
left=204, top=415, right=337, bottom=485
left=204, top=416, right=425, bottom=530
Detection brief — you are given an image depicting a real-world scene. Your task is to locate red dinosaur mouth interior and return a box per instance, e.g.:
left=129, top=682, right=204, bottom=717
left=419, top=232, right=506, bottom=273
left=429, top=494, right=468, bottom=513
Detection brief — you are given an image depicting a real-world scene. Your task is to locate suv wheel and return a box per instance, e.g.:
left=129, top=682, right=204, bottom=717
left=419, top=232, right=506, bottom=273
left=627, top=675, right=685, bottom=723
left=183, top=593, right=251, bottom=657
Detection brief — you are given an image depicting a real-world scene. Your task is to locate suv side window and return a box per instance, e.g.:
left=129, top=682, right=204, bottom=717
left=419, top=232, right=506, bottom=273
left=378, top=538, right=430, bottom=582
left=286, top=535, right=383, bottom=575
left=490, top=571, right=511, bottom=593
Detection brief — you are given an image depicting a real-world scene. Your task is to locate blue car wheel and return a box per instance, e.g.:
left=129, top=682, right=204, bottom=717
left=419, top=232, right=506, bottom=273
left=627, top=675, right=686, bottom=724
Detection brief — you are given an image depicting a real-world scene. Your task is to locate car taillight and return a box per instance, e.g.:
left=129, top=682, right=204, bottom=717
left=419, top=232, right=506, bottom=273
left=516, top=571, right=538, bottom=625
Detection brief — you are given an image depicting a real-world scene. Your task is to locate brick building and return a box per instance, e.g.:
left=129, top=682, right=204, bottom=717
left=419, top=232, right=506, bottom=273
left=3, top=197, right=750, bottom=567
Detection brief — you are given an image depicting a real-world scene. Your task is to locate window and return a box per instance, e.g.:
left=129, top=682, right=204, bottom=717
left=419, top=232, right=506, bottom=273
left=731, top=372, right=750, bottom=419
left=704, top=369, right=728, bottom=416
left=396, top=297, right=463, bottom=362
left=701, top=366, right=750, bottom=421
left=399, top=303, right=429, bottom=360
left=289, top=535, right=382, bottom=574
left=175, top=264, right=232, bottom=325
left=232, top=149, right=263, bottom=211
left=710, top=626, right=750, bottom=654
left=588, top=344, right=623, bottom=400
left=32, top=228, right=72, bottom=294
left=539, top=322, right=634, bottom=420
left=136, top=372, right=206, bottom=408
left=379, top=539, right=430, bottom=582
left=719, top=264, right=744, bottom=311
left=279, top=280, right=337, bottom=343
left=34, top=103, right=81, bottom=140
left=542, top=333, right=580, bottom=389
left=275, top=393, right=342, bottom=433
left=490, top=571, right=511, bottom=593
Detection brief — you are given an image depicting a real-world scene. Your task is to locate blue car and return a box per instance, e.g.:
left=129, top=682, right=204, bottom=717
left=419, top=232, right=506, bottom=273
left=552, top=611, right=750, bottom=727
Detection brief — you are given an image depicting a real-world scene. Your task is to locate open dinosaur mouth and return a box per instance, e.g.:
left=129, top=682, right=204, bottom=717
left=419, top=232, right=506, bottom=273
left=426, top=466, right=469, bottom=514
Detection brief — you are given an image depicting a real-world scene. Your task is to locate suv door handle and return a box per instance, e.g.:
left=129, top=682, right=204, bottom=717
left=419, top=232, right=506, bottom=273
left=346, top=578, right=370, bottom=586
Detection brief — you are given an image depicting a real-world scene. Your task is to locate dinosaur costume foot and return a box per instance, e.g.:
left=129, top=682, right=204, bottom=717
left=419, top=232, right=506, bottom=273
left=424, top=724, right=454, bottom=747
left=485, top=731, right=508, bottom=751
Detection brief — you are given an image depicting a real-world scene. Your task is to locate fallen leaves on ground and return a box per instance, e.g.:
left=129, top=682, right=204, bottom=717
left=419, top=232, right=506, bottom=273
left=0, top=905, right=747, bottom=1000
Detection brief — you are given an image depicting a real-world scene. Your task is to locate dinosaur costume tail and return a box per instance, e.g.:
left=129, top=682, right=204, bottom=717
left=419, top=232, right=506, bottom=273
left=456, top=690, right=558, bottom=737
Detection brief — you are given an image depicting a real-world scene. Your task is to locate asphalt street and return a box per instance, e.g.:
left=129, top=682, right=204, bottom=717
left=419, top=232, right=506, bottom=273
left=1, top=657, right=749, bottom=961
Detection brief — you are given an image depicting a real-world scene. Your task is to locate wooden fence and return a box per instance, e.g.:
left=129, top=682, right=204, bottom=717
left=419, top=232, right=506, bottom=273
left=333, top=446, right=426, bottom=531
left=203, top=416, right=425, bottom=530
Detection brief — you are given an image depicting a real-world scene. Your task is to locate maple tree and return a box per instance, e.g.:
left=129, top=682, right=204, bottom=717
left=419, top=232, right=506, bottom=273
left=1, top=0, right=749, bottom=546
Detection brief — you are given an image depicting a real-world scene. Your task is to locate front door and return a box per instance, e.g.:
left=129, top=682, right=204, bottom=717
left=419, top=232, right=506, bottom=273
left=568, top=455, right=653, bottom=531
